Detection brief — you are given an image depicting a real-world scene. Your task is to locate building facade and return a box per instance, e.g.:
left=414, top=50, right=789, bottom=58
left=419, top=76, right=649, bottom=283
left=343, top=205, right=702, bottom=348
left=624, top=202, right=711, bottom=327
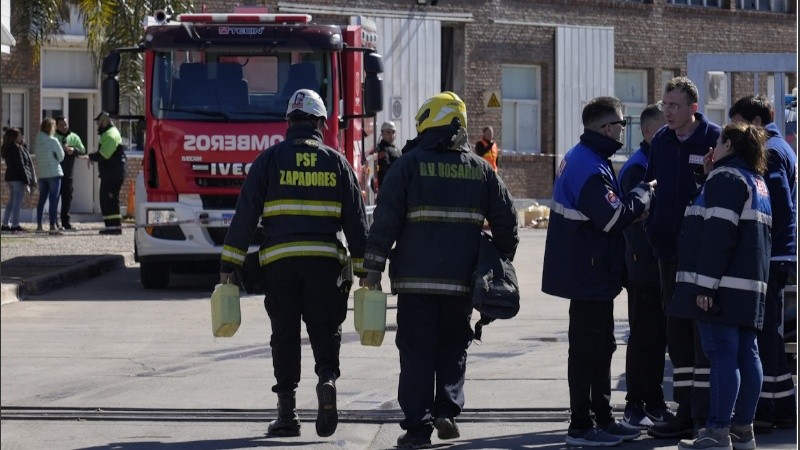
left=1, top=0, right=797, bottom=214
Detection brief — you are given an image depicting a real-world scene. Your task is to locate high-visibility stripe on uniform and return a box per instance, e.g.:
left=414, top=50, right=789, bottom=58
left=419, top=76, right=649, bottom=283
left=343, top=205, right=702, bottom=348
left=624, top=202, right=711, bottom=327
left=406, top=206, right=484, bottom=225
left=392, top=277, right=470, bottom=295
left=351, top=257, right=365, bottom=273
left=685, top=205, right=771, bottom=228
left=221, top=245, right=246, bottom=266
left=259, top=241, right=346, bottom=265
left=263, top=199, right=342, bottom=218
left=103, top=213, right=122, bottom=220
left=551, top=202, right=589, bottom=221
left=676, top=271, right=768, bottom=294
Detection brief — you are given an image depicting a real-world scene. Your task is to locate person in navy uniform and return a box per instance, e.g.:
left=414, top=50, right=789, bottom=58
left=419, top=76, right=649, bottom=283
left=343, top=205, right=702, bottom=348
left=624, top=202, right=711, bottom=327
left=728, top=95, right=797, bottom=432
left=644, top=77, right=721, bottom=439
left=669, top=122, right=772, bottom=450
left=542, top=96, right=655, bottom=447
left=618, top=103, right=674, bottom=430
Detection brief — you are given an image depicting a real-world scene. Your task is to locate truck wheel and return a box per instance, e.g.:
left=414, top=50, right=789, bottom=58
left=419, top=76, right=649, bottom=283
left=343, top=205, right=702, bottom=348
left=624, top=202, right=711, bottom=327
left=141, top=261, right=170, bottom=289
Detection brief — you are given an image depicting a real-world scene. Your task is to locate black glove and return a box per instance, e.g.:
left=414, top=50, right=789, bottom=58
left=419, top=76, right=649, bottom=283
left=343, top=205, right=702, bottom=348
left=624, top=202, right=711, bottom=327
left=365, top=270, right=382, bottom=291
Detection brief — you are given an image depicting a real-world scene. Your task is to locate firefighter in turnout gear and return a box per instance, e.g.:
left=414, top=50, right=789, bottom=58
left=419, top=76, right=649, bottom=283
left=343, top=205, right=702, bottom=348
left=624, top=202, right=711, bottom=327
left=89, top=112, right=126, bottom=234
left=219, top=89, right=369, bottom=438
left=363, top=91, right=519, bottom=448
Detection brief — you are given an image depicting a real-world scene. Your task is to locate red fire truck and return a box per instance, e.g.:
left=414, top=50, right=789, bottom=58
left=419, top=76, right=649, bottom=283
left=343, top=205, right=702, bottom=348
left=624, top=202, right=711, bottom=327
left=100, top=12, right=383, bottom=288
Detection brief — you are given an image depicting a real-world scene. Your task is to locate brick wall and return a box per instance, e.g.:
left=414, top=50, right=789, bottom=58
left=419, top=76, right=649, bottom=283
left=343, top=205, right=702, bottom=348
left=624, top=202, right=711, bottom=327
left=4, top=0, right=794, bottom=201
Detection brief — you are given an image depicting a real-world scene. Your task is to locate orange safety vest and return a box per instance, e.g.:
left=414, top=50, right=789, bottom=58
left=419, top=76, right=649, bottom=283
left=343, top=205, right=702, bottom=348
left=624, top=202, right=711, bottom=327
left=478, top=139, right=499, bottom=171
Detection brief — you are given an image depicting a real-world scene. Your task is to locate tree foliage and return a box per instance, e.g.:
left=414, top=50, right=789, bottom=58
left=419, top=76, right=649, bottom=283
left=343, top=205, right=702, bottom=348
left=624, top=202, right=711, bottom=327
left=11, top=0, right=194, bottom=114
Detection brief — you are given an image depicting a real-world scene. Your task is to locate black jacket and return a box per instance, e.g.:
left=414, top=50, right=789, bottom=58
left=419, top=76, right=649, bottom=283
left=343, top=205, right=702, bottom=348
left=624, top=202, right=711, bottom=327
left=1, top=142, right=36, bottom=185
left=364, top=125, right=518, bottom=296
left=220, top=123, right=369, bottom=277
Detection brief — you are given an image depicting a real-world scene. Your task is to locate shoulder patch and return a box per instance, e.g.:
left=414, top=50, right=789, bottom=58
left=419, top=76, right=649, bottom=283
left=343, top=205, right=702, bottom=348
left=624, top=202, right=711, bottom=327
left=755, top=178, right=769, bottom=198
left=605, top=189, right=621, bottom=208
left=557, top=159, right=567, bottom=177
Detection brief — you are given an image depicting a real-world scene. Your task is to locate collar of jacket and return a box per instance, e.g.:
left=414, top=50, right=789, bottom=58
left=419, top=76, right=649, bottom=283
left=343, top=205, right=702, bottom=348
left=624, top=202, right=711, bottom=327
left=662, top=112, right=714, bottom=144
left=408, top=125, right=469, bottom=154
left=480, top=138, right=495, bottom=148
left=97, top=124, right=113, bottom=135
left=713, top=153, right=749, bottom=171
left=285, top=123, right=323, bottom=143
left=764, top=122, right=782, bottom=139
left=639, top=140, right=651, bottom=159
left=579, top=129, right=623, bottom=159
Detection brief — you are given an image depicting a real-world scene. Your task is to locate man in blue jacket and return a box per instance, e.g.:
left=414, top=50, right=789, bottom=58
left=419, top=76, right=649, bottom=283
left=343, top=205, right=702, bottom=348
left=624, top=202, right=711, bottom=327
left=644, top=77, right=721, bottom=439
left=542, top=96, right=655, bottom=447
left=619, top=103, right=674, bottom=430
left=363, top=92, right=518, bottom=449
left=728, top=95, right=797, bottom=432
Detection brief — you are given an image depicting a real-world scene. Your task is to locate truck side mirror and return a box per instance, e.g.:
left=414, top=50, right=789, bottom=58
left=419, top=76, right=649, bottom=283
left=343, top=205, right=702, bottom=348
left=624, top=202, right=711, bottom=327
left=364, top=52, right=383, bottom=75
left=102, top=53, right=121, bottom=76
left=101, top=77, right=120, bottom=115
left=364, top=74, right=383, bottom=115
left=363, top=52, right=384, bottom=115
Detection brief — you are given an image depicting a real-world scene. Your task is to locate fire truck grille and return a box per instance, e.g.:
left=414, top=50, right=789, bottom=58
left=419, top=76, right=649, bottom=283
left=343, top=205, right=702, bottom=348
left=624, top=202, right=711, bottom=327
left=195, top=177, right=245, bottom=189
left=201, top=195, right=239, bottom=210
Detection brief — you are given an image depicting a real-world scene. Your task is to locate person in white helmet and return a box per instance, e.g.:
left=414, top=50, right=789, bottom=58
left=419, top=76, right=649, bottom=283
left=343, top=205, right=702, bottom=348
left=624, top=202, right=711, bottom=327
left=220, top=89, right=369, bottom=439
left=371, top=121, right=401, bottom=192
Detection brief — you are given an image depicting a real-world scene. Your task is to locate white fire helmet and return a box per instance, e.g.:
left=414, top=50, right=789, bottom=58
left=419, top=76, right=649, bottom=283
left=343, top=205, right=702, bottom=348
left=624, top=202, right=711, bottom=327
left=286, top=89, right=327, bottom=119
left=381, top=121, right=396, bottom=131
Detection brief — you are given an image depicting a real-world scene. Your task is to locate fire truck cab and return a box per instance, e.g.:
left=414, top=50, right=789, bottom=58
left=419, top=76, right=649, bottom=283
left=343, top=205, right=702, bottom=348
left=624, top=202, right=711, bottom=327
left=100, top=12, right=383, bottom=288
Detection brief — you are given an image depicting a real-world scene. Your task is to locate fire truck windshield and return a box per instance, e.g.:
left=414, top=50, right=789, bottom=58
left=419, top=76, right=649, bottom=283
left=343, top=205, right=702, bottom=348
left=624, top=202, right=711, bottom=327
left=151, top=50, right=331, bottom=122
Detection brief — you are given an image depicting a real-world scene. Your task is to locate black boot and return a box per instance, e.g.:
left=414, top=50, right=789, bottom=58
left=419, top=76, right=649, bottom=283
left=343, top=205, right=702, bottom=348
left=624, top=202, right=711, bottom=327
left=316, top=373, right=338, bottom=437
left=267, top=393, right=300, bottom=437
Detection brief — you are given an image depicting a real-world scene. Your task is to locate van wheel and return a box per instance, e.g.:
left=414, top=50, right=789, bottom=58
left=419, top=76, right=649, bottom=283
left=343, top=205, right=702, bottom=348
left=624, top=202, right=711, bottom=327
left=141, top=261, right=170, bottom=289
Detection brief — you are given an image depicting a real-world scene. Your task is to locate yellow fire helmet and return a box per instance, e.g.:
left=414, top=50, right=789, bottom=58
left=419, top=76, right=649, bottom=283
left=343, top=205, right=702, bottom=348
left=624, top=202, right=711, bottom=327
left=415, top=91, right=467, bottom=134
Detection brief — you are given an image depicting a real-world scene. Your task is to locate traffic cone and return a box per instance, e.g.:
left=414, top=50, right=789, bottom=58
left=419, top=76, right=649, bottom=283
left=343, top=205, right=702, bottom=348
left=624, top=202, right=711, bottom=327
left=125, top=180, right=136, bottom=219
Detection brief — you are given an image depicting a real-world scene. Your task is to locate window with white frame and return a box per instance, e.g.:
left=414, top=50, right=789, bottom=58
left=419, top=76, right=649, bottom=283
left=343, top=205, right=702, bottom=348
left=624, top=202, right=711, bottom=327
left=739, top=0, right=788, bottom=11
left=669, top=0, right=722, bottom=6
left=615, top=69, right=648, bottom=153
left=501, top=65, right=541, bottom=154
left=705, top=71, right=729, bottom=126
left=2, top=91, right=28, bottom=141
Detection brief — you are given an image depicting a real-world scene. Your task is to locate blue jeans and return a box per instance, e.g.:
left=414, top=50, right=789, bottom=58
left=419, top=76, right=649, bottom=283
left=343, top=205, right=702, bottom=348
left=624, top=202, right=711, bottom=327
left=2, top=181, right=26, bottom=227
left=37, top=177, right=61, bottom=227
left=697, top=321, right=763, bottom=429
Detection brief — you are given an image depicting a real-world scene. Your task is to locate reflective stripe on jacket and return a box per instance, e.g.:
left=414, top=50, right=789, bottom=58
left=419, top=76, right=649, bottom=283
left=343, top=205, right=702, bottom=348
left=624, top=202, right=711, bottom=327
left=364, top=126, right=518, bottom=296
left=220, top=123, right=368, bottom=277
left=542, top=130, right=654, bottom=301
left=668, top=155, right=771, bottom=330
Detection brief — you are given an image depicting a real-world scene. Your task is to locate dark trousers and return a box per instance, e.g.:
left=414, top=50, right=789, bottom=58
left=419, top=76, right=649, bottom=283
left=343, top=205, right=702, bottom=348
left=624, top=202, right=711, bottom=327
left=395, top=293, right=473, bottom=437
left=59, top=176, right=74, bottom=226
left=99, top=177, right=123, bottom=227
left=755, top=261, right=797, bottom=423
left=625, top=284, right=667, bottom=408
left=262, top=257, right=348, bottom=394
left=659, top=259, right=710, bottom=423
left=568, top=299, right=616, bottom=430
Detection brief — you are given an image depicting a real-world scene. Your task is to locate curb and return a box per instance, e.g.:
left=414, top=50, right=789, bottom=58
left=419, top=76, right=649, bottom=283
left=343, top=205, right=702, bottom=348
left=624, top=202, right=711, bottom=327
left=0, top=252, right=136, bottom=305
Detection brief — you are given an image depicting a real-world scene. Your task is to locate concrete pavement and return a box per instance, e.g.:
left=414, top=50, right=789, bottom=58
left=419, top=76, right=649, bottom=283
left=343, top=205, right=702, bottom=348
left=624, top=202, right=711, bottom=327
left=1, top=228, right=797, bottom=449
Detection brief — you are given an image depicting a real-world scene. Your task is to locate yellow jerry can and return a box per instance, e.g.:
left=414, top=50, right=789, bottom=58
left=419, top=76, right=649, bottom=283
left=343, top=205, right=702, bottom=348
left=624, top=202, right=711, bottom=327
left=211, top=283, right=241, bottom=337
left=353, top=287, right=387, bottom=346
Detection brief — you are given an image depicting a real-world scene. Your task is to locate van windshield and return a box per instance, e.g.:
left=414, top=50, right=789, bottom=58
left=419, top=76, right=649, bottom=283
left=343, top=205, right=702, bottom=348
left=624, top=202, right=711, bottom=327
left=151, top=50, right=331, bottom=122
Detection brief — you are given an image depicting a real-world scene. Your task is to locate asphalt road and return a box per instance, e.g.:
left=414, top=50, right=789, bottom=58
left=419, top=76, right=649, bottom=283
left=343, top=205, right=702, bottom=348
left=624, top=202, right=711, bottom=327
left=1, top=229, right=797, bottom=449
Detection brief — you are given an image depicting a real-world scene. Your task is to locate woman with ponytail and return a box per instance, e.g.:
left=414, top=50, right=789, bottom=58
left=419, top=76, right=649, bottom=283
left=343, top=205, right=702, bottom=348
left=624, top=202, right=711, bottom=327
left=669, top=121, right=772, bottom=450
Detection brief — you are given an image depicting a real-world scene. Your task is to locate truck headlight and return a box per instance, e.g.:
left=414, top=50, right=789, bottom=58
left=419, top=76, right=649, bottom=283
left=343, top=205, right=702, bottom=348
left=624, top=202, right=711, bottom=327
left=146, top=209, right=179, bottom=224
